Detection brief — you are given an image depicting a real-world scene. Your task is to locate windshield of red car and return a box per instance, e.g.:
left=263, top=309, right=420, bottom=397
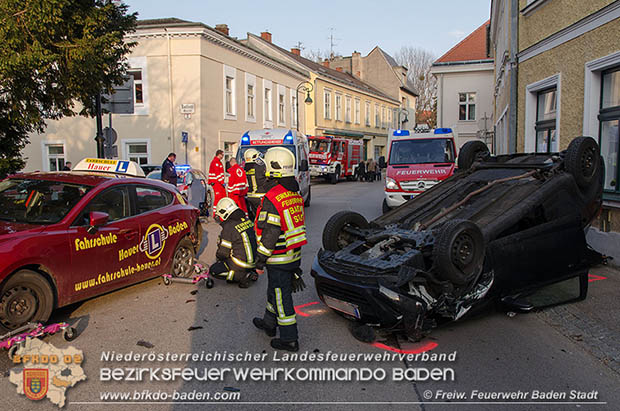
left=309, top=140, right=331, bottom=153
left=389, top=138, right=455, bottom=165
left=0, top=178, right=92, bottom=225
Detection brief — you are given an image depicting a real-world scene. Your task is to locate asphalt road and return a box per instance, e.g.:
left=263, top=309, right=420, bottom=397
left=2, top=178, right=619, bottom=410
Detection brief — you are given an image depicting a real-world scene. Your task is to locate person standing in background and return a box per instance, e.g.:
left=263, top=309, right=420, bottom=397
left=161, top=153, right=177, bottom=185
left=62, top=162, right=72, bottom=171
left=227, top=158, right=249, bottom=215
left=208, top=150, right=226, bottom=217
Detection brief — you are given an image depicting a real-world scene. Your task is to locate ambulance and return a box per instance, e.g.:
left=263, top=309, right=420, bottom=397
left=236, top=128, right=311, bottom=206
left=381, top=128, right=457, bottom=212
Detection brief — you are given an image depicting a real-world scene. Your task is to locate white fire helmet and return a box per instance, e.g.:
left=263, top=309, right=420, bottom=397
left=215, top=197, right=239, bottom=221
left=264, top=147, right=295, bottom=178
left=244, top=148, right=262, bottom=163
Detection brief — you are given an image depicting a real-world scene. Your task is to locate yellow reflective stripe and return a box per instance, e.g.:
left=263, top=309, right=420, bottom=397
left=285, top=226, right=305, bottom=238
left=266, top=302, right=276, bottom=313
left=267, top=250, right=302, bottom=264
left=248, top=193, right=265, bottom=198
left=241, top=232, right=254, bottom=264
left=258, top=211, right=267, bottom=222
left=277, top=315, right=297, bottom=325
left=267, top=213, right=281, bottom=225
left=220, top=239, right=232, bottom=248
left=258, top=243, right=273, bottom=257
left=251, top=175, right=257, bottom=190
left=286, top=235, right=307, bottom=247
left=231, top=255, right=255, bottom=269
left=275, top=288, right=296, bottom=325
left=282, top=209, right=295, bottom=230
left=227, top=270, right=235, bottom=281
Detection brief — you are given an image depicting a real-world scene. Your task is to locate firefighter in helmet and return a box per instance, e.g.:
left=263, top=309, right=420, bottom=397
left=209, top=197, right=258, bottom=288
left=243, top=148, right=268, bottom=221
left=252, top=147, right=307, bottom=352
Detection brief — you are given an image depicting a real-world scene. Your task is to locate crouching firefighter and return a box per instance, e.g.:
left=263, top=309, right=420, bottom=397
left=209, top=197, right=258, bottom=288
left=252, top=147, right=307, bottom=352
left=243, top=148, right=268, bottom=221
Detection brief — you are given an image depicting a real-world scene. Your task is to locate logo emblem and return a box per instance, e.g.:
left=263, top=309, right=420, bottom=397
left=418, top=181, right=426, bottom=190
left=24, top=369, right=48, bottom=401
left=139, top=224, right=169, bottom=259
left=116, top=161, right=129, bottom=173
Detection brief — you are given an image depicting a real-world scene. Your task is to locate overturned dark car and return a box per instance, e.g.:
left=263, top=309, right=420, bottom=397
left=312, top=137, right=604, bottom=341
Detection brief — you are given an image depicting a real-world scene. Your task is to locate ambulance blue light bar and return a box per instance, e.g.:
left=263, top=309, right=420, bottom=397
left=176, top=164, right=191, bottom=174
left=241, top=131, right=250, bottom=145
left=283, top=130, right=294, bottom=144
left=434, top=128, right=453, bottom=134
left=393, top=130, right=410, bottom=136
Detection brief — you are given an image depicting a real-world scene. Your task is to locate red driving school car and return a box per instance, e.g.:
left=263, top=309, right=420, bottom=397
left=0, top=158, right=201, bottom=332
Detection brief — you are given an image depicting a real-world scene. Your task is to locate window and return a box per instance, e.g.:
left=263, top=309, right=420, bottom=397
left=136, top=186, right=173, bottom=214
left=345, top=96, right=352, bottom=123
left=224, top=66, right=236, bottom=119
left=365, top=101, right=371, bottom=126
left=355, top=99, right=361, bottom=124
left=264, top=80, right=273, bottom=126
left=335, top=93, right=342, bottom=121
left=80, top=186, right=131, bottom=223
left=375, top=103, right=380, bottom=127
left=224, top=141, right=237, bottom=164
left=291, top=92, right=298, bottom=127
left=381, top=106, right=386, bottom=128
left=247, top=84, right=255, bottom=118
left=278, top=85, right=286, bottom=126
left=535, top=88, right=557, bottom=153
left=599, top=67, right=620, bottom=192
left=126, top=142, right=149, bottom=165
left=246, top=73, right=256, bottom=122
left=459, top=92, right=476, bottom=121
left=45, top=144, right=65, bottom=171
left=324, top=89, right=332, bottom=119
left=128, top=69, right=143, bottom=105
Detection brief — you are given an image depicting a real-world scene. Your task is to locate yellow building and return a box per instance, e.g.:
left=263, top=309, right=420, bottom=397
left=244, top=33, right=401, bottom=160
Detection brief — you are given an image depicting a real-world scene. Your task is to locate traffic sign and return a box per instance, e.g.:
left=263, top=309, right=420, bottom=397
left=181, top=131, right=188, bottom=144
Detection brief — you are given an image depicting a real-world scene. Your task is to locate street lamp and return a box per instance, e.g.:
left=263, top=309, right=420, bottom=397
left=398, top=107, right=409, bottom=129
left=295, top=81, right=313, bottom=131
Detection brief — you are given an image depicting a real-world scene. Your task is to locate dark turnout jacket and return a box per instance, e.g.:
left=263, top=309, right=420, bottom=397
left=216, top=209, right=257, bottom=269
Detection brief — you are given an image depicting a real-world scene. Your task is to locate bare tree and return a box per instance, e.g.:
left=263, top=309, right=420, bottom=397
left=303, top=48, right=330, bottom=63
left=394, top=46, right=437, bottom=128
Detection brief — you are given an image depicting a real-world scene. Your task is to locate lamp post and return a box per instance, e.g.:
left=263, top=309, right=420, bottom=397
left=295, top=81, right=313, bottom=131
left=398, top=107, right=409, bottom=129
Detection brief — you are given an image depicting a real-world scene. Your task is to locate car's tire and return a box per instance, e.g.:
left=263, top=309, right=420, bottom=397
left=304, top=185, right=311, bottom=207
left=171, top=237, right=195, bottom=278
left=382, top=198, right=391, bottom=214
left=433, top=219, right=485, bottom=286
left=322, top=211, right=369, bottom=251
left=63, top=327, right=78, bottom=342
left=330, top=166, right=340, bottom=184
left=457, top=141, right=490, bottom=171
left=565, top=136, right=600, bottom=189
left=0, top=270, right=54, bottom=332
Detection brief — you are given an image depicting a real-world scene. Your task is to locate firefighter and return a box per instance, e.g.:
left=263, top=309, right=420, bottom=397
left=252, top=147, right=307, bottom=352
left=209, top=197, right=258, bottom=288
left=226, top=158, right=249, bottom=215
left=243, top=148, right=268, bottom=221
left=208, top=150, right=226, bottom=217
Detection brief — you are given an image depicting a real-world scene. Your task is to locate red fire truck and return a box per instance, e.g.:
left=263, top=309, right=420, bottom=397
left=308, top=136, right=363, bottom=184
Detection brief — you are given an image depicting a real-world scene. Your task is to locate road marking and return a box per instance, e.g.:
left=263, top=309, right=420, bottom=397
left=588, top=274, right=608, bottom=282
left=372, top=341, right=438, bottom=354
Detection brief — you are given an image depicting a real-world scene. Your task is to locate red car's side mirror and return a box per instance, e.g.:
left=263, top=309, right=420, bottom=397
left=88, top=211, right=109, bottom=234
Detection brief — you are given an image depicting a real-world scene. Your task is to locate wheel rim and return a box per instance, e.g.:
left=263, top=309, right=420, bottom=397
left=451, top=232, right=475, bottom=269
left=581, top=146, right=596, bottom=178
left=0, top=286, right=39, bottom=330
left=172, top=246, right=193, bottom=277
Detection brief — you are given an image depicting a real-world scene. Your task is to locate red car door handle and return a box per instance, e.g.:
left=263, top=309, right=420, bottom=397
left=119, top=229, right=138, bottom=240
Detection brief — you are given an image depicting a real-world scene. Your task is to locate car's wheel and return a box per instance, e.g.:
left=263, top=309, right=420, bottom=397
left=304, top=185, right=311, bottom=207
left=457, top=141, right=490, bottom=171
left=171, top=237, right=195, bottom=278
left=322, top=211, right=369, bottom=251
left=330, top=167, right=340, bottom=184
left=382, top=198, right=391, bottom=214
left=63, top=327, right=78, bottom=342
left=433, top=219, right=485, bottom=286
left=565, top=136, right=600, bottom=189
left=0, top=270, right=54, bottom=332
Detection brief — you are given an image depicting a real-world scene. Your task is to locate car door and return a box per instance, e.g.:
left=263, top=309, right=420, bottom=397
left=132, top=185, right=181, bottom=277
left=68, top=185, right=140, bottom=303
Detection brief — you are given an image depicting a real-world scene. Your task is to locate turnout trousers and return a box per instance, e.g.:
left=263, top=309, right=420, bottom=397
left=209, top=260, right=248, bottom=283
left=262, top=261, right=299, bottom=342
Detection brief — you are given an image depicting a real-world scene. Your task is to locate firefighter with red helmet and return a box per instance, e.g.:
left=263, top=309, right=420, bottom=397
left=226, top=158, right=249, bottom=215
left=252, top=147, right=307, bottom=352
left=208, top=150, right=226, bottom=217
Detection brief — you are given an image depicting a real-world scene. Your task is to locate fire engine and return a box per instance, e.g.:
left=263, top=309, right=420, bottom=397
left=308, top=136, right=363, bottom=184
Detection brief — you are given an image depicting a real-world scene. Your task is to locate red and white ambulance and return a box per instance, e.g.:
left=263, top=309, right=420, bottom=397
left=308, top=136, right=363, bottom=184
left=382, top=128, right=457, bottom=212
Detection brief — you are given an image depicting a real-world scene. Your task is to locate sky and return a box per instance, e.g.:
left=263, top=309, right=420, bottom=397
left=126, top=0, right=492, bottom=60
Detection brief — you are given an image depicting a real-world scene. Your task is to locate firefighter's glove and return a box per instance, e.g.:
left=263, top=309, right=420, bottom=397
left=292, top=270, right=306, bottom=293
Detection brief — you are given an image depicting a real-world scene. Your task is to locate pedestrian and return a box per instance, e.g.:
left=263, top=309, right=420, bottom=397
left=252, top=147, right=307, bottom=352
left=62, top=162, right=72, bottom=171
left=226, top=158, right=249, bottom=215
left=161, top=153, right=177, bottom=185
left=357, top=160, right=366, bottom=182
left=244, top=148, right=268, bottom=221
left=208, top=150, right=225, bottom=217
left=367, top=158, right=376, bottom=182
left=209, top=198, right=258, bottom=288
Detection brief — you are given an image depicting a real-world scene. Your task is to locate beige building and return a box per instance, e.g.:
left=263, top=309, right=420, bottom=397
left=431, top=21, right=494, bottom=149
left=243, top=34, right=401, bottom=160
left=329, top=47, right=418, bottom=128
left=22, top=18, right=309, bottom=172
left=490, top=0, right=620, bottom=263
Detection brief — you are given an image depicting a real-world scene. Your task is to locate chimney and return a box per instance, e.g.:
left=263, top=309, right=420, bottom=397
left=352, top=51, right=362, bottom=79
left=215, top=24, right=229, bottom=36
left=323, top=59, right=330, bottom=67
left=336, top=67, right=343, bottom=72
left=261, top=31, right=272, bottom=43
left=291, top=47, right=301, bottom=56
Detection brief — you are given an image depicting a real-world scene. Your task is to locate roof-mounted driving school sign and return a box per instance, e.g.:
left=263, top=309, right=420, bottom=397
left=73, top=158, right=145, bottom=177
